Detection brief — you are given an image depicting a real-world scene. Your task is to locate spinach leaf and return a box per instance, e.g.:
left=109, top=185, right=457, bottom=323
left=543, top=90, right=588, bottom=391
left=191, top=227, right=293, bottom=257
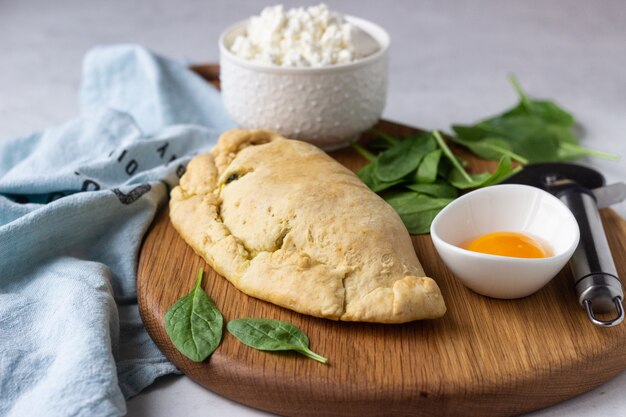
left=353, top=129, right=517, bottom=234
left=351, top=142, right=376, bottom=162
left=436, top=156, right=453, bottom=179
left=504, top=74, right=575, bottom=126
left=451, top=75, right=617, bottom=163
left=357, top=162, right=404, bottom=192
left=374, top=134, right=436, bottom=182
left=435, top=130, right=518, bottom=189
left=454, top=116, right=562, bottom=163
left=353, top=143, right=405, bottom=192
left=165, top=268, right=223, bottom=362
left=405, top=182, right=458, bottom=199
left=433, top=131, right=474, bottom=183
left=449, top=156, right=519, bottom=189
left=557, top=141, right=619, bottom=161
left=451, top=124, right=488, bottom=142
left=511, top=132, right=560, bottom=163
left=415, top=149, right=442, bottom=184
left=400, top=208, right=447, bottom=235
left=384, top=191, right=454, bottom=214
left=351, top=77, right=620, bottom=236
left=384, top=191, right=454, bottom=234
left=449, top=136, right=528, bottom=164
left=227, top=318, right=327, bottom=364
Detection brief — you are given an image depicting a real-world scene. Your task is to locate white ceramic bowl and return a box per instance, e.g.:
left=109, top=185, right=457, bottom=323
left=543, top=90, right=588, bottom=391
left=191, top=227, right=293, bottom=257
left=430, top=184, right=580, bottom=299
left=218, top=16, right=390, bottom=150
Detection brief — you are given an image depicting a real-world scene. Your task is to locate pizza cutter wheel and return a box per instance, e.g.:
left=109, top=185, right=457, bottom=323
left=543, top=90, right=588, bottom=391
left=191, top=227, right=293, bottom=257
left=506, top=163, right=626, bottom=327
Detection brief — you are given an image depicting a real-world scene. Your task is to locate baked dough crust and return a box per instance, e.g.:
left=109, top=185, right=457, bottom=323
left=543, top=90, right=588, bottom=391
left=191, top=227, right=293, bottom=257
left=170, top=129, right=446, bottom=323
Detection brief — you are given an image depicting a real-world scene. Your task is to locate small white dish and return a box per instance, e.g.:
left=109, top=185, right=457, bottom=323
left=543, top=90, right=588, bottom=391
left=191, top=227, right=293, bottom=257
left=430, top=184, right=580, bottom=299
left=218, top=16, right=390, bottom=150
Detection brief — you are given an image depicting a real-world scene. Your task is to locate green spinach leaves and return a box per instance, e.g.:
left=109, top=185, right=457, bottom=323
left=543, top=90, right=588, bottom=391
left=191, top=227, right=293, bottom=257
left=165, top=269, right=327, bottom=364
left=164, top=268, right=223, bottom=362
left=354, top=130, right=517, bottom=234
left=354, top=76, right=617, bottom=234
left=450, top=75, right=617, bottom=163
left=227, top=318, right=328, bottom=363
left=375, top=135, right=437, bottom=181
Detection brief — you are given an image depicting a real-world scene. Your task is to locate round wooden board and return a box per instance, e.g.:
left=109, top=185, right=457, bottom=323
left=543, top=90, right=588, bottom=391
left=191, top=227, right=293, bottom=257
left=138, top=119, right=626, bottom=417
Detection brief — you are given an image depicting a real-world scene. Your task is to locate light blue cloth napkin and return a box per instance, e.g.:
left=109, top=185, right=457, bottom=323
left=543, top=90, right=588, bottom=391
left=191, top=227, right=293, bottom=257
left=0, top=44, right=235, bottom=417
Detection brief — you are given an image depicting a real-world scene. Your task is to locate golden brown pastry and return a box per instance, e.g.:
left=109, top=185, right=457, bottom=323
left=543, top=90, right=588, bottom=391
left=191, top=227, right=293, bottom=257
left=169, top=129, right=446, bottom=323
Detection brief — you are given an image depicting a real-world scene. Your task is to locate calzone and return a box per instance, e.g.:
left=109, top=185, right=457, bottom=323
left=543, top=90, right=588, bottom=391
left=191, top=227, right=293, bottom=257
left=170, top=129, right=446, bottom=323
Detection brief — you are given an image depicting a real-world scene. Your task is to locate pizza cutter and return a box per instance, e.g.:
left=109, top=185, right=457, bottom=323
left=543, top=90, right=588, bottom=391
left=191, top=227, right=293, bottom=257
left=505, top=163, right=626, bottom=327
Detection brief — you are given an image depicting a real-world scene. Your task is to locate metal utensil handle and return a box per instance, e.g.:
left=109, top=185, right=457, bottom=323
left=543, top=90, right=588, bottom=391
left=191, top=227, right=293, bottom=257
left=558, top=190, right=624, bottom=326
left=584, top=298, right=624, bottom=327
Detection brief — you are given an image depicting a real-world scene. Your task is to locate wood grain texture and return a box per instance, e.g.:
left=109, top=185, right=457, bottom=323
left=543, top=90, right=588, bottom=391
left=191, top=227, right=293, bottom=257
left=137, top=67, right=626, bottom=417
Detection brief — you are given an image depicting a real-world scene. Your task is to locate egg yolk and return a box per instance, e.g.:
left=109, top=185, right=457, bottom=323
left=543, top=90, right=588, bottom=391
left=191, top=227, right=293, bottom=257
left=463, top=232, right=548, bottom=259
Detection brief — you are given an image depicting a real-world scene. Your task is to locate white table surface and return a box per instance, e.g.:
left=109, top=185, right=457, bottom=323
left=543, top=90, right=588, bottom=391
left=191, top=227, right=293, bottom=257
left=1, top=1, right=625, bottom=416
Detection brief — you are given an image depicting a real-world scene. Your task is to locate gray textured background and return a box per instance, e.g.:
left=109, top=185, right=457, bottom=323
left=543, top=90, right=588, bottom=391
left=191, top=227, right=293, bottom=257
left=1, top=0, right=625, bottom=416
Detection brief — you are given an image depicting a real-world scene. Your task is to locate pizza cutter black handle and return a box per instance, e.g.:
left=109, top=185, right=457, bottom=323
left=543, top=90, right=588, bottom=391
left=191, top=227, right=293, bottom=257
left=557, top=189, right=624, bottom=327
left=505, top=163, right=624, bottom=327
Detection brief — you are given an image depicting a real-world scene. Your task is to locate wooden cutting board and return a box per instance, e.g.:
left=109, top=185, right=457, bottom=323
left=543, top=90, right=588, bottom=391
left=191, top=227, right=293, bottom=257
left=137, top=65, right=626, bottom=417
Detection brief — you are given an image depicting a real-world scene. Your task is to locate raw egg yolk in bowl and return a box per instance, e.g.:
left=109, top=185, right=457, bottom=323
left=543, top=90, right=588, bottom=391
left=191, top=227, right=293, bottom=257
left=463, top=232, right=550, bottom=259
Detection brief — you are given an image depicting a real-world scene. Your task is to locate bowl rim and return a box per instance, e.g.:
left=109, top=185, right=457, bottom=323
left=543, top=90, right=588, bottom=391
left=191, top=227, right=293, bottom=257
left=430, top=184, right=581, bottom=264
left=218, top=15, right=390, bottom=74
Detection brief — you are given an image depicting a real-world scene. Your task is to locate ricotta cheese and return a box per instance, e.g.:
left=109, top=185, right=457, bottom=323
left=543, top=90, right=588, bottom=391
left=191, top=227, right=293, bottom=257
left=230, top=4, right=379, bottom=67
